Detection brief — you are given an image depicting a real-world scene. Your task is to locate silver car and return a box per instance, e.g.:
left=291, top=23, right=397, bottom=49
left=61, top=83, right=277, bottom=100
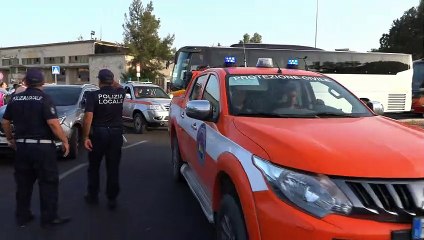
left=122, top=82, right=171, bottom=134
left=43, top=84, right=99, bottom=159
left=0, top=84, right=100, bottom=159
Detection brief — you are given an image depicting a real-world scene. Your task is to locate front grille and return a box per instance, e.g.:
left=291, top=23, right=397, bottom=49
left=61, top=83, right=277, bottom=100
left=334, top=179, right=424, bottom=223
left=387, top=94, right=406, bottom=111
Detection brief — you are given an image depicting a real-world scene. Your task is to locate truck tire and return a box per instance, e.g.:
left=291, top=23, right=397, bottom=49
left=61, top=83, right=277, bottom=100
left=216, top=194, right=248, bottom=240
left=171, top=136, right=184, bottom=182
left=134, top=113, right=146, bottom=134
left=67, top=127, right=79, bottom=159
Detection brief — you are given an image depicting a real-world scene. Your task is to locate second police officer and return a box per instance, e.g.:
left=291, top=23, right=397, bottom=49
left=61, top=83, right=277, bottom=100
left=82, top=69, right=125, bottom=209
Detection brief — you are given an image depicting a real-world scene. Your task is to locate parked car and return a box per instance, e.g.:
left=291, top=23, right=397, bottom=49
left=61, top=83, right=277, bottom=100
left=122, top=82, right=171, bottom=133
left=0, top=84, right=99, bottom=159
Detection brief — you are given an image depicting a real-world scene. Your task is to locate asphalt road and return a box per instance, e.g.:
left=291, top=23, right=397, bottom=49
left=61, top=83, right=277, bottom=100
left=0, top=129, right=215, bottom=240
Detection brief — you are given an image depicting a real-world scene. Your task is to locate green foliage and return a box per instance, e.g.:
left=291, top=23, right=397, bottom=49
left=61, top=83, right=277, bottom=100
left=377, top=0, right=423, bottom=60
left=123, top=0, right=176, bottom=81
left=238, top=32, right=263, bottom=44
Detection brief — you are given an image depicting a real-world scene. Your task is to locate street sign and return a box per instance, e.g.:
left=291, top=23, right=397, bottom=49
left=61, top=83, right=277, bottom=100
left=52, top=66, right=60, bottom=75
left=136, top=72, right=141, bottom=77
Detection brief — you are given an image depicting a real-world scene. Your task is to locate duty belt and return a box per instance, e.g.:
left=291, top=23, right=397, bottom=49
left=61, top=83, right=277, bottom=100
left=15, top=139, right=55, bottom=144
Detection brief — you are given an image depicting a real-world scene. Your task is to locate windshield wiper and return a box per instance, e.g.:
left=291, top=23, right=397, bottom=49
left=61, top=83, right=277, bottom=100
left=235, top=112, right=317, bottom=118
left=312, top=112, right=357, bottom=118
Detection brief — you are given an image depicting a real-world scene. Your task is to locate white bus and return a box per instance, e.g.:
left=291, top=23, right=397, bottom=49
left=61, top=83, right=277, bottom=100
left=170, top=44, right=413, bottom=112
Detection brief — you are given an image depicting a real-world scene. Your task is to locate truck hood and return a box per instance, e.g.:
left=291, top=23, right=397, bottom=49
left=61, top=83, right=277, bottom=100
left=233, top=116, right=424, bottom=178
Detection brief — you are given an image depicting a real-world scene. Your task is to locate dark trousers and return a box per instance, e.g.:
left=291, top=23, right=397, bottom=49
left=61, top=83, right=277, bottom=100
left=14, top=143, right=58, bottom=223
left=87, top=127, right=123, bottom=200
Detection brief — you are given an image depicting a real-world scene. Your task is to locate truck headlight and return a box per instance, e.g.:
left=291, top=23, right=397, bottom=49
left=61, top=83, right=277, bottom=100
left=148, top=105, right=162, bottom=110
left=253, top=156, right=352, bottom=218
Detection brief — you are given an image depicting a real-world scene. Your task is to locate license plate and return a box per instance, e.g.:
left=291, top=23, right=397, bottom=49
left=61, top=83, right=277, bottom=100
left=412, top=217, right=424, bottom=240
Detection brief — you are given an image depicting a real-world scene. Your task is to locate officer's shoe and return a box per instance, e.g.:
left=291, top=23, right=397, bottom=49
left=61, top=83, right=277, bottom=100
left=108, top=199, right=117, bottom=210
left=17, top=214, right=35, bottom=228
left=41, top=217, right=71, bottom=228
left=84, top=195, right=99, bottom=205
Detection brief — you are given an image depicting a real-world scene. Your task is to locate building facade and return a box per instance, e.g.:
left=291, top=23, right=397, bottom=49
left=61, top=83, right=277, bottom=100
left=0, top=40, right=130, bottom=85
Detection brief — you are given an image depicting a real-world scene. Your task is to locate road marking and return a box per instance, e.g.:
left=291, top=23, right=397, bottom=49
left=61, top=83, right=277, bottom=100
left=122, top=140, right=148, bottom=149
left=58, top=140, right=147, bottom=181
left=59, top=163, right=88, bottom=181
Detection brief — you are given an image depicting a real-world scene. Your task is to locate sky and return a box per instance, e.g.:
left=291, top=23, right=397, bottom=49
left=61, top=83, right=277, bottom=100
left=0, top=0, right=420, bottom=52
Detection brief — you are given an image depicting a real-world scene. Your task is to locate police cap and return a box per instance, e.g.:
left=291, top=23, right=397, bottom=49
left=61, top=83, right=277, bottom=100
left=25, top=68, right=44, bottom=85
left=98, top=69, right=114, bottom=83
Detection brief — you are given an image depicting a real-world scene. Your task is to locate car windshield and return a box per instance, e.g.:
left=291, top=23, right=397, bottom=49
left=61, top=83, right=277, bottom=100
left=133, top=86, right=169, bottom=99
left=43, top=86, right=82, bottom=106
left=227, top=74, right=373, bottom=118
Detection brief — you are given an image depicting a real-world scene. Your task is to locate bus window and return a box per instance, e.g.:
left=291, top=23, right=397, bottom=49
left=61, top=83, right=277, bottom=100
left=412, top=61, right=424, bottom=93
left=171, top=51, right=190, bottom=90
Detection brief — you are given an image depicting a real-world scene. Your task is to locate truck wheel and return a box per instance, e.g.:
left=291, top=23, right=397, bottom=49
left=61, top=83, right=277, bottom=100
left=171, top=136, right=184, bottom=182
left=134, top=113, right=146, bottom=134
left=216, top=194, right=248, bottom=240
left=67, top=127, right=78, bottom=159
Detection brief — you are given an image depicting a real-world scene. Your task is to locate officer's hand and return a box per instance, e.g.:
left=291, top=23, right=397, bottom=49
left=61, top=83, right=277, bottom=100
left=84, top=138, right=93, bottom=151
left=62, top=142, right=70, bottom=157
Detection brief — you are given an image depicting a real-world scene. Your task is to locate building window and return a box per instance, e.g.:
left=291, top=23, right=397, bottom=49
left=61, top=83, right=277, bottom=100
left=69, top=55, right=89, bottom=64
left=44, top=56, right=65, bottom=64
left=22, top=58, right=41, bottom=65
left=2, top=58, right=19, bottom=66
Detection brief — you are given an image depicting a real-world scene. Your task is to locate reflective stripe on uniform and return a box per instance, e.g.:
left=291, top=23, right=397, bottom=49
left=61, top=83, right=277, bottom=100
left=171, top=104, right=268, bottom=192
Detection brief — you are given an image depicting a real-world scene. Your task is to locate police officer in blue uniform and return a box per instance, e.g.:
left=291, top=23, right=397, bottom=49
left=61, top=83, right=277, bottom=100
left=1, top=69, right=71, bottom=227
left=82, top=69, right=125, bottom=209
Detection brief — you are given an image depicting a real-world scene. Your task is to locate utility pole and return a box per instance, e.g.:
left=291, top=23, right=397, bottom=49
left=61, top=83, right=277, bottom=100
left=315, top=0, right=319, bottom=48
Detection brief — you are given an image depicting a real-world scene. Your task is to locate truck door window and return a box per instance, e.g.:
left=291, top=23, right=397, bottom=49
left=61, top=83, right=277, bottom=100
left=189, top=75, right=208, bottom=100
left=203, top=75, right=220, bottom=120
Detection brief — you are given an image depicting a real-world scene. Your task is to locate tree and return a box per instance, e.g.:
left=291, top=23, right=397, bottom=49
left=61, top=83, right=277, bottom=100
left=123, top=0, right=175, bottom=81
left=238, top=32, right=262, bottom=44
left=377, top=0, right=423, bottom=60
left=250, top=33, right=262, bottom=43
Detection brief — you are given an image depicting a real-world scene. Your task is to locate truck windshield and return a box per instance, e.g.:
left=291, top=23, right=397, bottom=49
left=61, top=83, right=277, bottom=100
left=133, top=86, right=170, bottom=99
left=227, top=75, right=373, bottom=118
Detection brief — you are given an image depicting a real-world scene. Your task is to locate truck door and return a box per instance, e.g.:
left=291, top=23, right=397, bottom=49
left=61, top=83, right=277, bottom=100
left=179, top=74, right=209, bottom=167
left=195, top=74, right=221, bottom=194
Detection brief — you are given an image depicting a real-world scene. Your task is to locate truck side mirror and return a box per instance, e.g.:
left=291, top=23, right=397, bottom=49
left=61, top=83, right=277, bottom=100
left=186, top=100, right=212, bottom=120
left=367, top=101, right=384, bottom=115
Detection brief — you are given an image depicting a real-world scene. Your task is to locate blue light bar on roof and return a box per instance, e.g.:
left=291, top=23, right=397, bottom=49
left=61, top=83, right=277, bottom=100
left=288, top=59, right=299, bottom=65
left=225, top=56, right=236, bottom=63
